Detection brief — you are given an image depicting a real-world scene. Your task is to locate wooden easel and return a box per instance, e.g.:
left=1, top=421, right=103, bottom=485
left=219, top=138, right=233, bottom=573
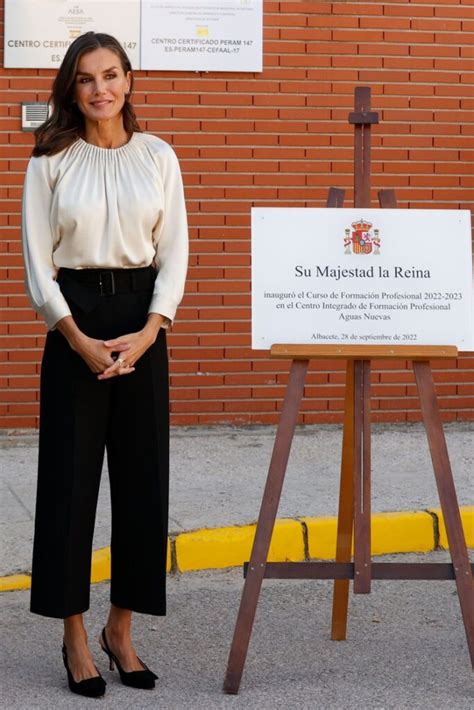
left=223, top=87, right=474, bottom=694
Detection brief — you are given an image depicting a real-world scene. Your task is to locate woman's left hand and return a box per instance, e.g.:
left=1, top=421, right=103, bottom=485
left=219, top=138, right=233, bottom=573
left=97, top=314, right=164, bottom=380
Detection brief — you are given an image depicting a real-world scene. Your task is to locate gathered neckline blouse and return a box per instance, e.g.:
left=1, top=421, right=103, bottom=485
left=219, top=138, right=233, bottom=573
left=76, top=131, right=136, bottom=153
left=21, top=131, right=188, bottom=330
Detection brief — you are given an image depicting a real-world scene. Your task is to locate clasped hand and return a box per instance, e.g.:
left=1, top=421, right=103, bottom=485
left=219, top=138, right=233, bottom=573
left=74, top=329, right=156, bottom=380
left=58, top=313, right=164, bottom=379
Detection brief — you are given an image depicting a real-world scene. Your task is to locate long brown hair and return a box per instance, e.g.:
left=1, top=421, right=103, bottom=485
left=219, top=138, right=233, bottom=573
left=33, top=32, right=141, bottom=157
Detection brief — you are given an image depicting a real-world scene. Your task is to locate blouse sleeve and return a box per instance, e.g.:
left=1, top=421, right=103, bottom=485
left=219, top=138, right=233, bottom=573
left=21, top=156, right=71, bottom=330
left=148, top=144, right=189, bottom=325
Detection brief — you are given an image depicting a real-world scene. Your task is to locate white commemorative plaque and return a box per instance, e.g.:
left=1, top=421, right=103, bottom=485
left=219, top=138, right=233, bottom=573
left=141, top=0, right=263, bottom=72
left=252, top=208, right=473, bottom=351
left=4, top=0, right=141, bottom=69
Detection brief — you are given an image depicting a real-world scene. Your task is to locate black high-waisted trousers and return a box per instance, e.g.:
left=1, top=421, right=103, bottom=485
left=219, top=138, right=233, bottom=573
left=30, top=265, right=169, bottom=619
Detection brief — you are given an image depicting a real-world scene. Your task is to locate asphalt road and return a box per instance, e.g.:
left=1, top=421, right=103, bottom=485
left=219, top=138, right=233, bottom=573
left=1, top=551, right=473, bottom=709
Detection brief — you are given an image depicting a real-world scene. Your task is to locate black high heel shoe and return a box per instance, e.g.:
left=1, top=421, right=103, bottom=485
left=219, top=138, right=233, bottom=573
left=99, top=627, right=158, bottom=690
left=61, top=642, right=106, bottom=698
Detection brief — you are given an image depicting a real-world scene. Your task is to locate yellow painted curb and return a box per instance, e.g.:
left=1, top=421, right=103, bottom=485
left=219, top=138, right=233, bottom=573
left=372, top=512, right=434, bottom=554
left=430, top=506, right=474, bottom=549
left=175, top=519, right=305, bottom=572
left=90, top=540, right=172, bottom=583
left=0, top=574, right=31, bottom=592
left=1, top=509, right=472, bottom=591
left=302, top=511, right=435, bottom=560
left=90, top=547, right=111, bottom=583
left=0, top=540, right=173, bottom=592
left=301, top=516, right=339, bottom=560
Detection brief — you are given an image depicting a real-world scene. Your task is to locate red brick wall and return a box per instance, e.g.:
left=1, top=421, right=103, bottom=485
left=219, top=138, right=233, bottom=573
left=1, top=0, right=473, bottom=429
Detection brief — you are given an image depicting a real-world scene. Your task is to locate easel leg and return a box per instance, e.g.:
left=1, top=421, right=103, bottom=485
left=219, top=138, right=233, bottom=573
left=331, top=361, right=355, bottom=639
left=223, top=359, right=309, bottom=694
left=413, top=360, right=474, bottom=668
left=353, top=360, right=372, bottom=594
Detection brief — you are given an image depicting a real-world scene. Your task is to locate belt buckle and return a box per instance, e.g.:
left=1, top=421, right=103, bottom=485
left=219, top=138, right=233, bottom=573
left=99, top=271, right=115, bottom=296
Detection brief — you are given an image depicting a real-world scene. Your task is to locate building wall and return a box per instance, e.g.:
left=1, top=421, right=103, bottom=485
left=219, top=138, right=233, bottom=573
left=1, top=0, right=473, bottom=429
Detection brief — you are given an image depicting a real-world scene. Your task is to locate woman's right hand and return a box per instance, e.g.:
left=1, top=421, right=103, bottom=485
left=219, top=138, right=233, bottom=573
left=72, top=334, right=121, bottom=374
left=55, top=315, right=132, bottom=375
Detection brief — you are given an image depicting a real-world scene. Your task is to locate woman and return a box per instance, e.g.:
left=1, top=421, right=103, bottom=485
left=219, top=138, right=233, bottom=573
left=21, top=32, right=188, bottom=697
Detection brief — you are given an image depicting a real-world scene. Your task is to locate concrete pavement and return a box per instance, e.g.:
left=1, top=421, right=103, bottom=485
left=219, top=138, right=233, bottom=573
left=1, top=423, right=473, bottom=707
left=1, top=423, right=473, bottom=579
left=1, top=552, right=474, bottom=709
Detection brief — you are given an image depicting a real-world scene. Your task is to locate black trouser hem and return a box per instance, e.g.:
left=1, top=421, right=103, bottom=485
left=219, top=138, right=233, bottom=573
left=30, top=603, right=90, bottom=620
left=110, top=595, right=166, bottom=617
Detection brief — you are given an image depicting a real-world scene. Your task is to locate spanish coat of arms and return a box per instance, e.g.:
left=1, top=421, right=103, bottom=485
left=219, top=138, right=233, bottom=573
left=344, top=219, right=381, bottom=255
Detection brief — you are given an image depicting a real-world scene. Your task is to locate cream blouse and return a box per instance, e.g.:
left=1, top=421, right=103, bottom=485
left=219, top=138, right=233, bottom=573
left=21, top=132, right=189, bottom=330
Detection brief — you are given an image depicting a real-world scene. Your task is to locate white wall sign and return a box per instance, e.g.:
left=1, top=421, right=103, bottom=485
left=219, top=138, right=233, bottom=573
left=141, top=0, right=263, bottom=71
left=4, top=1, right=141, bottom=69
left=5, top=0, right=263, bottom=72
left=252, top=208, right=474, bottom=351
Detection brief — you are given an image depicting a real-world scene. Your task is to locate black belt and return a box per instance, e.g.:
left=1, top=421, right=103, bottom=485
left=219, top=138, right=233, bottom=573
left=58, top=265, right=156, bottom=296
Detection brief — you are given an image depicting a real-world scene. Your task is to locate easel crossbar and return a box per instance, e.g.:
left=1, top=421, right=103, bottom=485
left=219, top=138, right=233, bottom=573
left=270, top=345, right=458, bottom=360
left=243, top=562, right=474, bottom=581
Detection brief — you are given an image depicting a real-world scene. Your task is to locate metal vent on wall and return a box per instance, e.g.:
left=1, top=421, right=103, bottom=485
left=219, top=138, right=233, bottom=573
left=21, top=102, right=51, bottom=131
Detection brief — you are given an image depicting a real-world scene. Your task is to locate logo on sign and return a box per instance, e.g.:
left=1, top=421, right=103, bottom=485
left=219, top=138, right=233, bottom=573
left=344, top=219, right=381, bottom=255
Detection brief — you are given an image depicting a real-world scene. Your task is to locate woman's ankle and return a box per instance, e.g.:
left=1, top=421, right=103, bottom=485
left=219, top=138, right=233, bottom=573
left=64, top=614, right=88, bottom=647
left=104, top=623, right=131, bottom=644
left=105, top=605, right=133, bottom=641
